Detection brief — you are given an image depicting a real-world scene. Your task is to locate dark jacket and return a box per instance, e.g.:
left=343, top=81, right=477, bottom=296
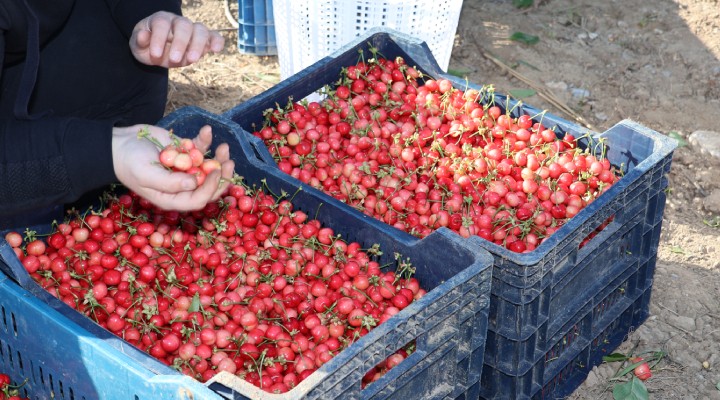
left=0, top=0, right=181, bottom=220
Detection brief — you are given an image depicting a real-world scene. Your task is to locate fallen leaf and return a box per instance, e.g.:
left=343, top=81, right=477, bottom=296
left=667, top=131, right=688, bottom=147
left=513, top=0, right=534, bottom=8
left=613, top=377, right=649, bottom=400
left=510, top=32, right=540, bottom=45
left=508, top=88, right=537, bottom=99
left=447, top=68, right=472, bottom=78
left=603, top=353, right=630, bottom=363
left=669, top=245, right=685, bottom=254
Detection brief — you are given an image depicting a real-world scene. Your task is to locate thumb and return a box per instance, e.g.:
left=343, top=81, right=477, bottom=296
left=179, top=175, right=199, bottom=191
left=133, top=29, right=152, bottom=50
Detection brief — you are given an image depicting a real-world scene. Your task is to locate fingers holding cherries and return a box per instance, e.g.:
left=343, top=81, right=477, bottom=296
left=139, top=125, right=230, bottom=188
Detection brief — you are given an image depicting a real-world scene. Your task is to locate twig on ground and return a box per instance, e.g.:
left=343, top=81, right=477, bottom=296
left=467, top=30, right=596, bottom=130
left=655, top=302, right=680, bottom=317
left=481, top=50, right=597, bottom=131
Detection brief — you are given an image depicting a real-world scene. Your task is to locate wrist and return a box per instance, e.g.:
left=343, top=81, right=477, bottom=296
left=64, top=119, right=116, bottom=196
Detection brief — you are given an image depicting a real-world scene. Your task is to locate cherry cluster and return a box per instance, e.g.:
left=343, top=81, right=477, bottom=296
left=253, top=52, right=620, bottom=252
left=6, top=180, right=425, bottom=393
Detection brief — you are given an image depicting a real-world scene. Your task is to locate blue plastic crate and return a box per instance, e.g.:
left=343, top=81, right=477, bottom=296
left=0, top=107, right=492, bottom=400
left=0, top=274, right=222, bottom=400
left=237, top=0, right=277, bottom=55
left=220, top=28, right=677, bottom=399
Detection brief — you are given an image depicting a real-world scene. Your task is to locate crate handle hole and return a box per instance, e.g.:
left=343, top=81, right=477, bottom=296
left=578, top=214, right=616, bottom=250
left=11, top=311, right=17, bottom=337
left=361, top=339, right=417, bottom=390
left=15, top=349, right=23, bottom=371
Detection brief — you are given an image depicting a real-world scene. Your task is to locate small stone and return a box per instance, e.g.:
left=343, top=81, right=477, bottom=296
left=596, top=363, right=616, bottom=381
left=703, top=189, right=720, bottom=213
left=635, top=321, right=669, bottom=343
left=689, top=130, right=720, bottom=160
left=595, top=112, right=608, bottom=121
left=546, top=81, right=568, bottom=91
left=702, top=360, right=710, bottom=369
left=667, top=314, right=696, bottom=332
left=583, top=369, right=600, bottom=387
left=557, top=16, right=572, bottom=26
left=571, top=88, right=590, bottom=98
left=588, top=32, right=599, bottom=40
left=635, top=87, right=650, bottom=100
left=673, top=350, right=702, bottom=370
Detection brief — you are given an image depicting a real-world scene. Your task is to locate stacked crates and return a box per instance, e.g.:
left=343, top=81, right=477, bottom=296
left=221, top=28, right=676, bottom=399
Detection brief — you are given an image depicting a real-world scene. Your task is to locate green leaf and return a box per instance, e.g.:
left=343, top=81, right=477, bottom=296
left=447, top=68, right=471, bottom=78
left=603, top=353, right=630, bottom=363
left=704, top=216, right=720, bottom=228
left=670, top=245, right=685, bottom=254
left=513, top=0, right=534, bottom=8
left=189, top=292, right=201, bottom=313
left=510, top=32, right=540, bottom=45
left=716, top=381, right=720, bottom=391
left=257, top=73, right=281, bottom=83
left=643, top=350, right=667, bottom=365
left=667, top=131, right=688, bottom=147
left=508, top=88, right=537, bottom=99
left=613, top=378, right=649, bottom=400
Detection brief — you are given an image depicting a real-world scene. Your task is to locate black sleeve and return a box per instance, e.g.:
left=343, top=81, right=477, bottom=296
left=0, top=117, right=117, bottom=216
left=1, top=1, right=182, bottom=217
left=104, top=0, right=183, bottom=38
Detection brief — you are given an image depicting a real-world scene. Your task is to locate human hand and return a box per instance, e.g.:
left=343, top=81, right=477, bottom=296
left=130, top=11, right=225, bottom=68
left=112, top=124, right=235, bottom=211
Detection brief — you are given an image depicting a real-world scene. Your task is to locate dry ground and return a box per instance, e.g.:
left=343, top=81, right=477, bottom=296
left=173, top=1, right=720, bottom=398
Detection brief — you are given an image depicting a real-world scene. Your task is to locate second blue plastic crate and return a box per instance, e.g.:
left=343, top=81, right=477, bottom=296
left=237, top=0, right=277, bottom=55
left=220, top=28, right=677, bottom=399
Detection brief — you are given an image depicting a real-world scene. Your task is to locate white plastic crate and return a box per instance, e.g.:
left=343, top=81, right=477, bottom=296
left=271, top=0, right=463, bottom=79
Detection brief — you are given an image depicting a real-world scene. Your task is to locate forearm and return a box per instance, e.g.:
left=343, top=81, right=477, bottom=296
left=0, top=117, right=116, bottom=216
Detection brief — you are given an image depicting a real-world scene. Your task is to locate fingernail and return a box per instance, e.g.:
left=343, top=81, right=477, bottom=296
left=181, top=179, right=195, bottom=190
left=171, top=51, right=183, bottom=62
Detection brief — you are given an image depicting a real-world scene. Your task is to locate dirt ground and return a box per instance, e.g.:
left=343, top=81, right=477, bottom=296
left=173, top=1, right=720, bottom=398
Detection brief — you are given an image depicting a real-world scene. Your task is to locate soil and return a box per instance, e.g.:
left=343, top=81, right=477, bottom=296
left=174, top=1, right=720, bottom=398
